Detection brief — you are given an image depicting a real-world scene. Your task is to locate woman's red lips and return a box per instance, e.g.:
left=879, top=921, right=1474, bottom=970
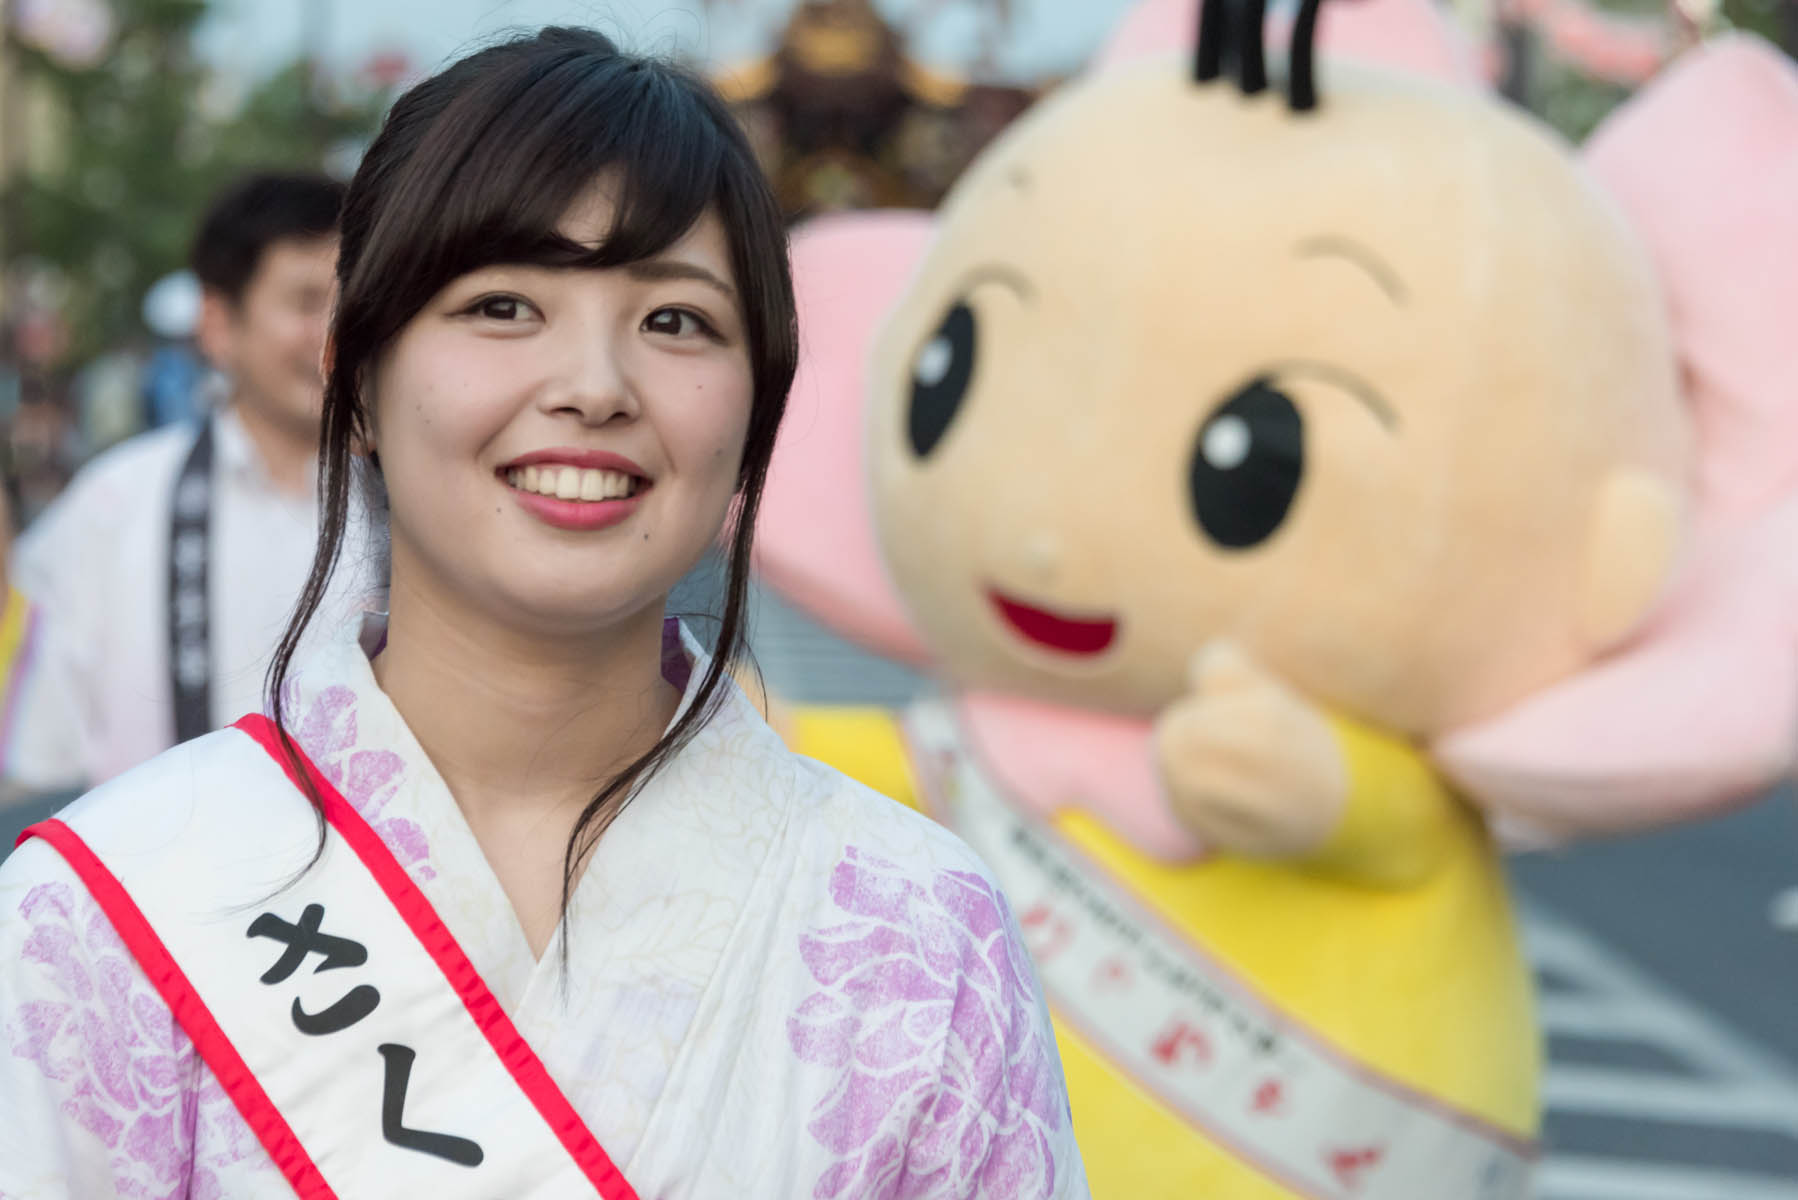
left=989, top=591, right=1119, bottom=656
left=509, top=489, right=642, bottom=531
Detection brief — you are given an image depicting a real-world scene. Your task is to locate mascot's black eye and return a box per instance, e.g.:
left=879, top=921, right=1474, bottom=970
left=1188, top=377, right=1304, bottom=549
left=907, top=301, right=976, bottom=459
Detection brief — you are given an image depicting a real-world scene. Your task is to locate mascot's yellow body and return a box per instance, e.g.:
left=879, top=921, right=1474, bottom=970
left=755, top=0, right=1798, bottom=1192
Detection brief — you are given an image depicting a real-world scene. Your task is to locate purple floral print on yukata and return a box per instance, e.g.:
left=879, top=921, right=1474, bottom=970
left=6, top=881, right=265, bottom=1194
left=285, top=681, right=434, bottom=881
left=788, top=847, right=1064, bottom=1199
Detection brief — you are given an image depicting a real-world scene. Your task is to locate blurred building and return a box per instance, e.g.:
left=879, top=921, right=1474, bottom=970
left=713, top=0, right=1048, bottom=219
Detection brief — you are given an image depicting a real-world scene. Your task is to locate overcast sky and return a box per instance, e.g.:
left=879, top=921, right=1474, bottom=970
left=192, top=0, right=1144, bottom=84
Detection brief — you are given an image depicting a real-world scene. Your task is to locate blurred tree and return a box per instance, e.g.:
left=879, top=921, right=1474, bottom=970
left=1726, top=0, right=1798, bottom=48
left=1521, top=0, right=1795, bottom=141
left=3, top=0, right=388, bottom=371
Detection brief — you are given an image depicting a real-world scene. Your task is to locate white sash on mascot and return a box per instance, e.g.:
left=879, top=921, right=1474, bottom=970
left=904, top=698, right=1534, bottom=1200
left=18, top=714, right=635, bottom=1200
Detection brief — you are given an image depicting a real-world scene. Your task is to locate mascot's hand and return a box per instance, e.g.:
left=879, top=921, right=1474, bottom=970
left=1154, top=642, right=1350, bottom=858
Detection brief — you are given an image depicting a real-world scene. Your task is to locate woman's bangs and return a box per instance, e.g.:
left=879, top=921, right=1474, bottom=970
left=416, top=64, right=730, bottom=287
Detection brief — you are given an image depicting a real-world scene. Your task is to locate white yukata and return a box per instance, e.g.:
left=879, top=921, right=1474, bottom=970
left=0, top=617, right=1087, bottom=1199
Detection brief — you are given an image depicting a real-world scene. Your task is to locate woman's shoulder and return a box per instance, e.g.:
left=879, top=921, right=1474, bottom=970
left=0, top=778, right=262, bottom=1199
left=786, top=751, right=1004, bottom=889
left=0, top=731, right=255, bottom=975
left=4, top=726, right=293, bottom=874
left=776, top=755, right=1045, bottom=1003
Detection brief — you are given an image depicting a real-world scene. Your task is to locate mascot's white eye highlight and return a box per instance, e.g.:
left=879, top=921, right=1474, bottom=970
left=1189, top=377, right=1305, bottom=550
left=915, top=336, right=954, bottom=388
left=1201, top=414, right=1253, bottom=471
left=907, top=301, right=977, bottom=459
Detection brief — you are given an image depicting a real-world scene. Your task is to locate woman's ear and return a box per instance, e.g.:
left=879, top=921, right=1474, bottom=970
left=350, top=423, right=378, bottom=463
left=339, top=348, right=379, bottom=462
left=349, top=404, right=376, bottom=460
left=1578, top=467, right=1684, bottom=650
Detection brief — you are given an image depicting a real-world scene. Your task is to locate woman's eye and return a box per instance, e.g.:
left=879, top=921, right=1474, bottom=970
left=474, top=296, right=526, bottom=321
left=644, top=308, right=708, bottom=338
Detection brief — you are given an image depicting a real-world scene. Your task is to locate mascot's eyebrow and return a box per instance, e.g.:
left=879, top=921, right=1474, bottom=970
left=1295, top=237, right=1409, bottom=306
left=1270, top=359, right=1399, bottom=430
left=954, top=264, right=1036, bottom=303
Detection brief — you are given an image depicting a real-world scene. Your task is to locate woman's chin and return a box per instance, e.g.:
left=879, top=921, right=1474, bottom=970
left=472, top=583, right=664, bottom=641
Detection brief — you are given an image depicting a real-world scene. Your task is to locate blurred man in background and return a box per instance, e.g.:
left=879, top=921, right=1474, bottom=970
left=0, top=172, right=357, bottom=792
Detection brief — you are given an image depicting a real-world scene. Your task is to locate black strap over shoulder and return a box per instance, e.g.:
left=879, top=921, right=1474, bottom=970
left=168, top=418, right=214, bottom=743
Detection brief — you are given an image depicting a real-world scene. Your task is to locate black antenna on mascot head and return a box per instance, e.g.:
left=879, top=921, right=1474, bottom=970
left=1193, top=0, right=1271, bottom=92
left=1238, top=0, right=1269, bottom=93
left=1193, top=0, right=1233, bottom=82
left=1289, top=0, right=1328, bottom=111
left=1193, top=0, right=1332, bottom=112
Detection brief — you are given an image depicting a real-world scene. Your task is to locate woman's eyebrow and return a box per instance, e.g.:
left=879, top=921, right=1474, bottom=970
left=625, top=258, right=737, bottom=301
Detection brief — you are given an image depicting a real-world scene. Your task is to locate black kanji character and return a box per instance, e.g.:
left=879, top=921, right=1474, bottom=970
left=377, top=1044, right=484, bottom=1167
left=247, top=904, right=368, bottom=983
left=291, top=985, right=382, bottom=1036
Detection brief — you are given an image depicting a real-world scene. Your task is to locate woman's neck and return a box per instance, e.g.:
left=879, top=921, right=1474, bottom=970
left=372, top=572, right=681, bottom=825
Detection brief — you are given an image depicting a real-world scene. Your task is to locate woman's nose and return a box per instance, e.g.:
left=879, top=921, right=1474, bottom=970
left=540, top=334, right=638, bottom=424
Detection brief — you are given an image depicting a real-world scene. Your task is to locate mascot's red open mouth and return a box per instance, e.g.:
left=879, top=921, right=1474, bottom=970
left=988, top=590, right=1119, bottom=656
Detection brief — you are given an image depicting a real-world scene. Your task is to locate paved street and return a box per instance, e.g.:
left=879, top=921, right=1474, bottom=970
left=1513, top=797, right=1798, bottom=1197
left=1522, top=894, right=1798, bottom=1198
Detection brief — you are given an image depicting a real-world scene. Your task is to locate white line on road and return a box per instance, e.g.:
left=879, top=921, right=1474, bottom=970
left=1542, top=1067, right=1798, bottom=1133
left=1535, top=1157, right=1798, bottom=1200
left=1524, top=906, right=1798, bottom=1091
left=1769, top=886, right=1798, bottom=933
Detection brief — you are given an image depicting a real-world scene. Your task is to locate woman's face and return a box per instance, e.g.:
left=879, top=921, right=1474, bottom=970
left=369, top=184, right=754, bottom=637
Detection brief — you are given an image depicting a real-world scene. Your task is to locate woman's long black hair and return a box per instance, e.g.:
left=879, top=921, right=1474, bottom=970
left=265, top=27, right=797, bottom=943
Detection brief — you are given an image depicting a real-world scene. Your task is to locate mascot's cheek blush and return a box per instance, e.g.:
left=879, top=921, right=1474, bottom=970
left=989, top=590, right=1120, bottom=655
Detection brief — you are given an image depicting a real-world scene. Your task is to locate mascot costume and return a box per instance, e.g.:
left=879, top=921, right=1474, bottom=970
left=754, top=0, right=1798, bottom=1193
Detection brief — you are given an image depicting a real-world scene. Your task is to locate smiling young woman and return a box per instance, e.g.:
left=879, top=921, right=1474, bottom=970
left=0, top=28, right=1086, bottom=1199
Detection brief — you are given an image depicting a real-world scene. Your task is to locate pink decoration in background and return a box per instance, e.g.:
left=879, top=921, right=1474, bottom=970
left=1501, top=0, right=1682, bottom=85
left=759, top=211, right=939, bottom=667
left=1437, top=36, right=1798, bottom=831
left=12, top=0, right=114, bottom=68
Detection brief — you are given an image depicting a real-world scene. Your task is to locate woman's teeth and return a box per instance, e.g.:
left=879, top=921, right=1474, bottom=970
left=505, top=465, right=638, bottom=501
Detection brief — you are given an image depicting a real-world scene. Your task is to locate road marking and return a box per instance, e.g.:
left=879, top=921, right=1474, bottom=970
left=1524, top=903, right=1798, bottom=1198
left=1768, top=886, right=1798, bottom=933
left=1525, top=906, right=1798, bottom=1089
left=1541, top=1069, right=1798, bottom=1133
left=1535, top=1158, right=1798, bottom=1200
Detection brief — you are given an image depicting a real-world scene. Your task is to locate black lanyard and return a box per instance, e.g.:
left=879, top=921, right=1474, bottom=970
left=168, top=418, right=214, bottom=743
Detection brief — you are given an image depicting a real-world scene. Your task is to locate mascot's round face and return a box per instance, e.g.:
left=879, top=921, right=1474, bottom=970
left=869, top=61, right=1688, bottom=733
